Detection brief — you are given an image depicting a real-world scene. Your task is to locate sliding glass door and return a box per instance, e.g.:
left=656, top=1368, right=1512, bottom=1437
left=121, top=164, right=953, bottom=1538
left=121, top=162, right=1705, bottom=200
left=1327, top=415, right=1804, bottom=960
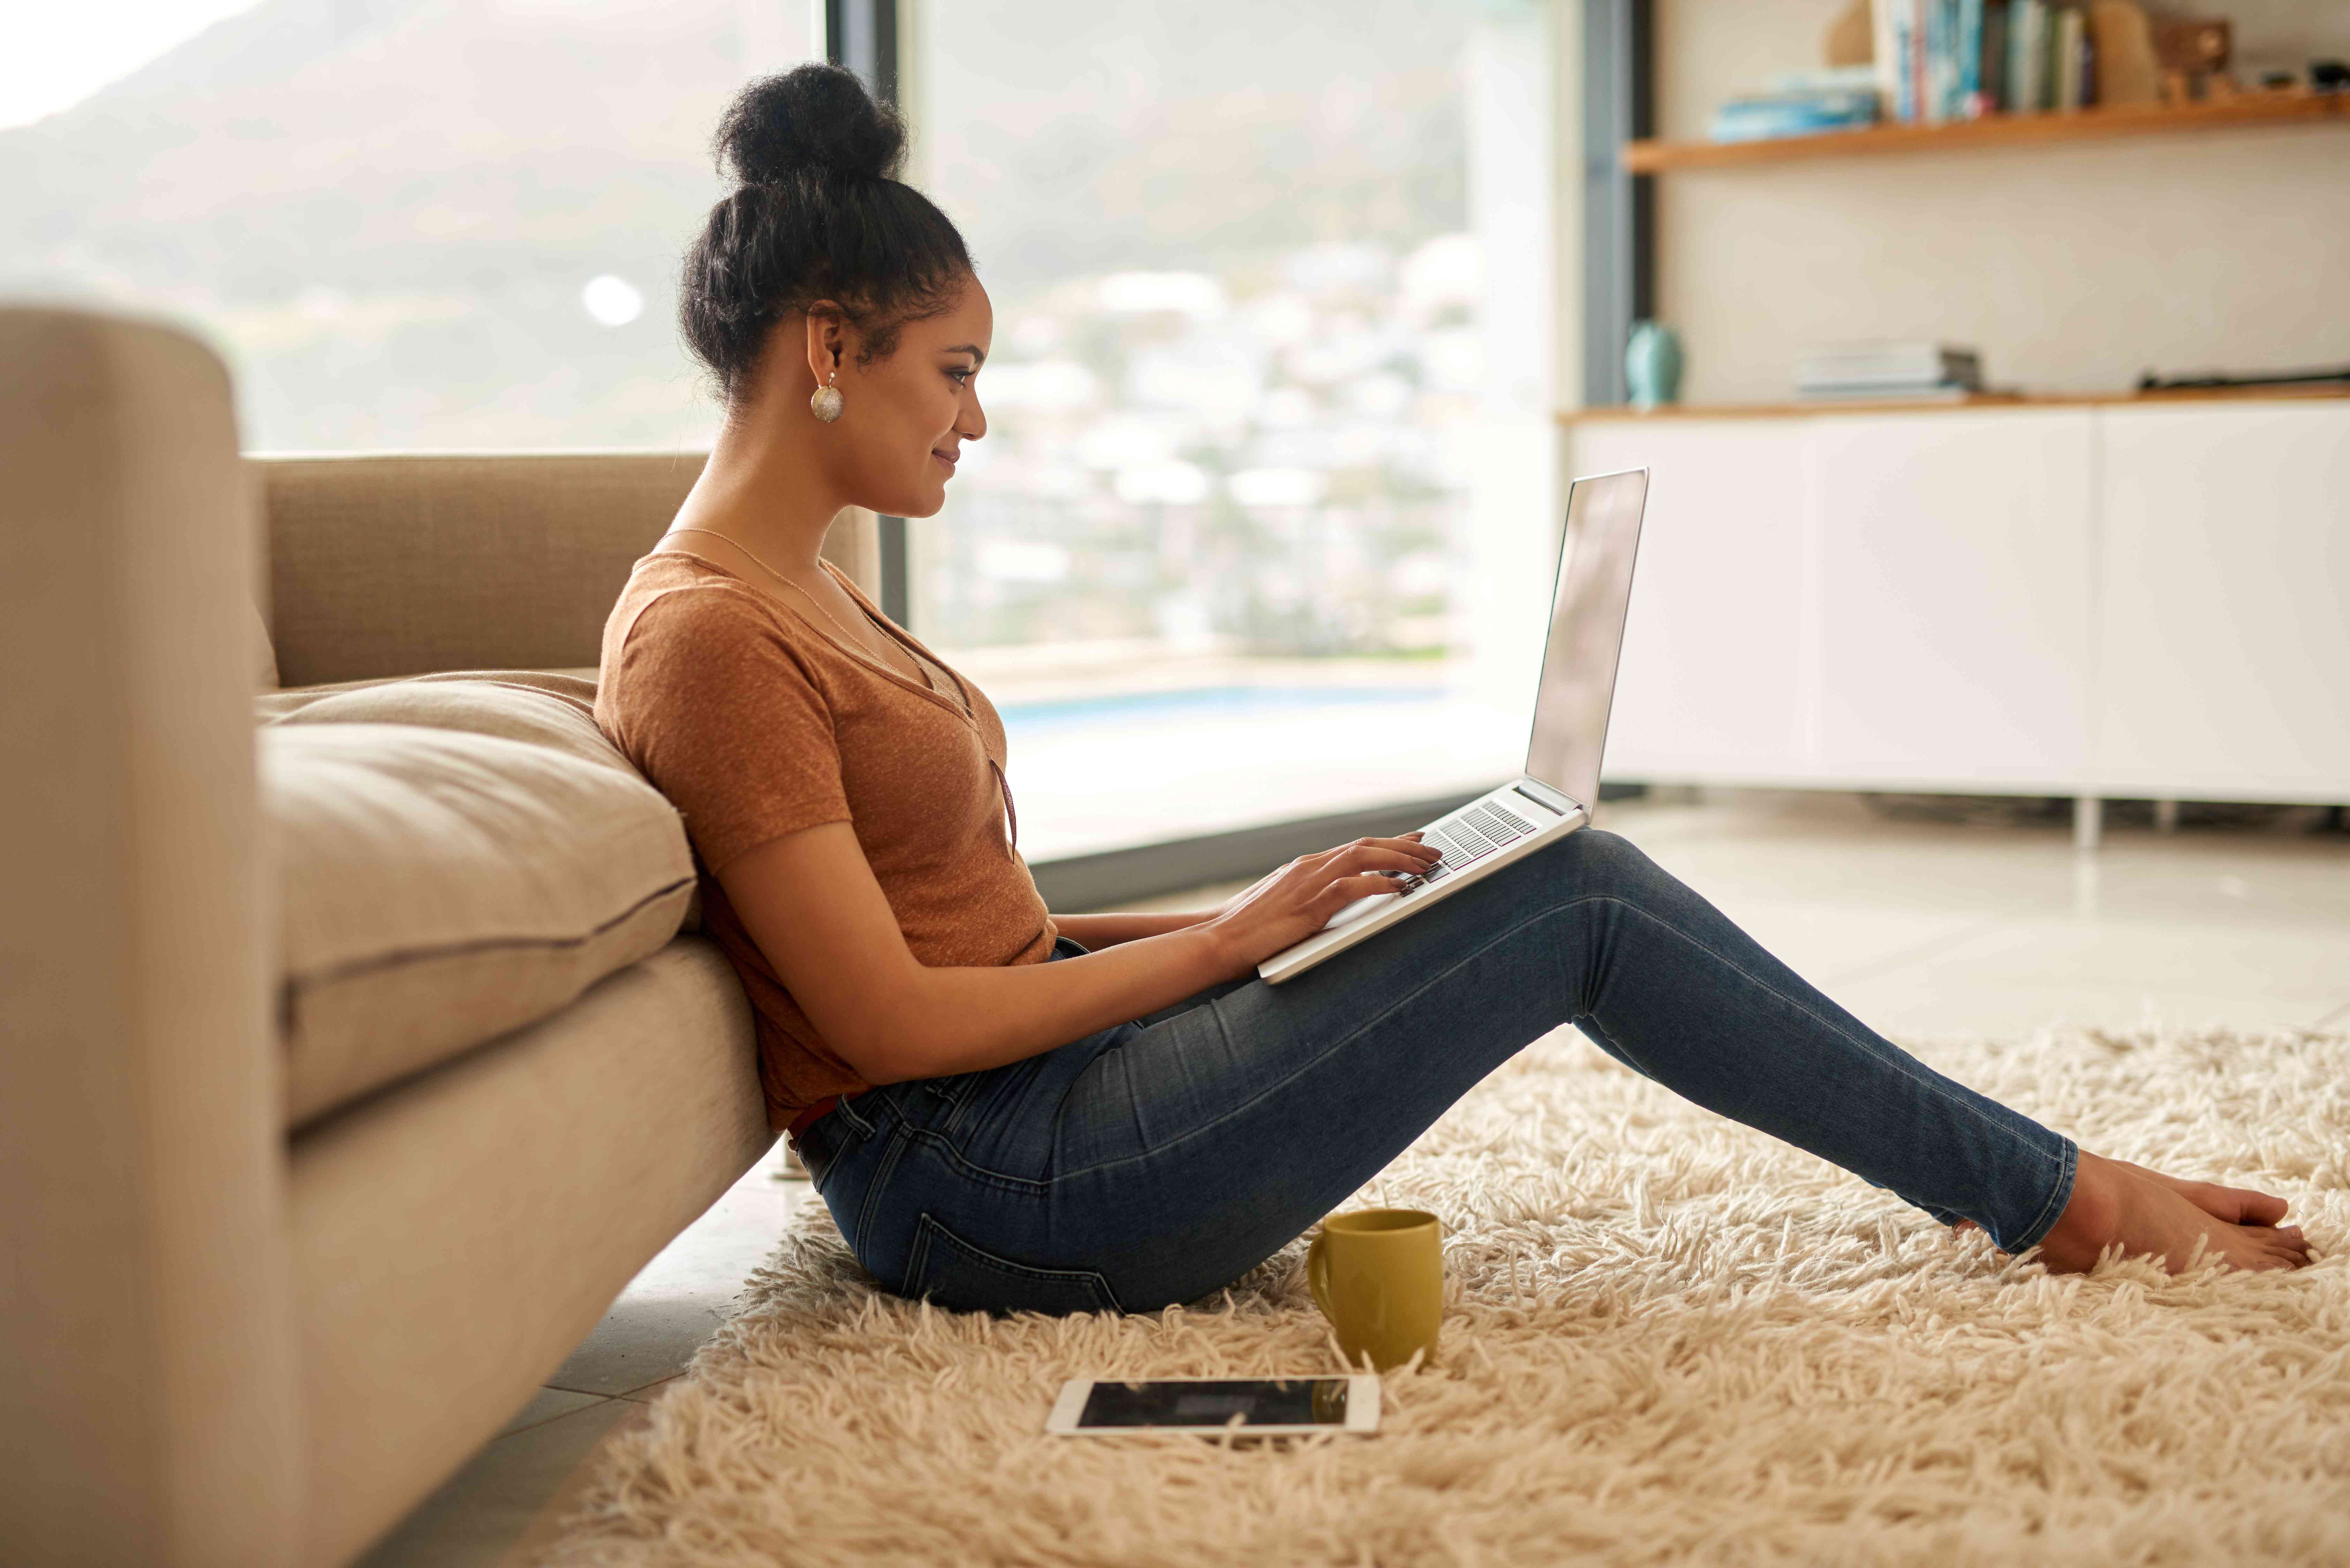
left=906, top=0, right=1560, bottom=860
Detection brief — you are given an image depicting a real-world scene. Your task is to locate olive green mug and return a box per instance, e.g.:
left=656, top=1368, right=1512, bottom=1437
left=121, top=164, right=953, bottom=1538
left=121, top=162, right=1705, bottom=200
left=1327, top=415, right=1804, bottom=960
left=1306, top=1208, right=1444, bottom=1371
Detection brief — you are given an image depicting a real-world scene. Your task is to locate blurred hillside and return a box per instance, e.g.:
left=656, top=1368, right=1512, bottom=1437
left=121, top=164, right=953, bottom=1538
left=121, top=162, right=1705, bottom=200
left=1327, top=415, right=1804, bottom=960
left=0, top=0, right=1477, bottom=452
left=2, top=0, right=781, bottom=447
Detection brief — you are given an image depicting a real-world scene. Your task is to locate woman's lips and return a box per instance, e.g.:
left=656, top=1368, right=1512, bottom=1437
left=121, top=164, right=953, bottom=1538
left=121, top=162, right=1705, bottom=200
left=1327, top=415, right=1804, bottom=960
left=931, top=449, right=958, bottom=474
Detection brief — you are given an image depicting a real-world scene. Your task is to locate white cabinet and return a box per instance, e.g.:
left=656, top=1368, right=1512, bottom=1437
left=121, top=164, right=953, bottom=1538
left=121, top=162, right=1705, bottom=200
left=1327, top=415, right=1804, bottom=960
left=1564, top=398, right=2349, bottom=807
left=1811, top=412, right=2095, bottom=788
left=1572, top=421, right=1810, bottom=781
left=2096, top=403, right=2350, bottom=800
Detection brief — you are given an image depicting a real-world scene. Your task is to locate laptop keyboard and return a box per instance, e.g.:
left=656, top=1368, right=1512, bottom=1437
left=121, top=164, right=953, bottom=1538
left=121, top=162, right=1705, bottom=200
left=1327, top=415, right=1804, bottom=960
left=1398, top=797, right=1540, bottom=889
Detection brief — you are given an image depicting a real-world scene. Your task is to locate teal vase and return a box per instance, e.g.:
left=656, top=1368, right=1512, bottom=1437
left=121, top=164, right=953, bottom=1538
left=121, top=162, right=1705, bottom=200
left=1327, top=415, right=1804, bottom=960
left=1625, top=321, right=1683, bottom=411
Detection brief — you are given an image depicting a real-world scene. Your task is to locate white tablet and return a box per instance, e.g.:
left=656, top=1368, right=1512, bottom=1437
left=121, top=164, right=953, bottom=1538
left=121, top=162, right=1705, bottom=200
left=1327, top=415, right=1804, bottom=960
left=1045, top=1375, right=1380, bottom=1436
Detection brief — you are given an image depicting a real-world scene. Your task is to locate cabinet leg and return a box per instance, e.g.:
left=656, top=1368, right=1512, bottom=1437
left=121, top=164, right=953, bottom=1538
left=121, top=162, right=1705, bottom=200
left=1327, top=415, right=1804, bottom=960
left=2154, top=798, right=2180, bottom=834
left=2073, top=794, right=2102, bottom=853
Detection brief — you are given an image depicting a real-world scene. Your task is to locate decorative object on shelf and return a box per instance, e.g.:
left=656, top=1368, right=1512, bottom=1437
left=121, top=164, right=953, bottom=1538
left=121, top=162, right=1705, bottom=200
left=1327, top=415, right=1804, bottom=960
left=1625, top=322, right=1684, bottom=411
left=2154, top=16, right=2231, bottom=101
left=1827, top=0, right=1875, bottom=69
left=2088, top=1, right=2161, bottom=107
left=2136, top=363, right=2350, bottom=394
left=2313, top=60, right=2350, bottom=93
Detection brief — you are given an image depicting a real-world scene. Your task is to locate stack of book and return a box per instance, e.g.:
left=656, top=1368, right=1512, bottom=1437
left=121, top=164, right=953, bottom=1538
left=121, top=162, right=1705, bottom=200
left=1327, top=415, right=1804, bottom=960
left=1797, top=343, right=1984, bottom=402
left=1710, top=67, right=1883, bottom=144
left=1870, top=0, right=2098, bottom=124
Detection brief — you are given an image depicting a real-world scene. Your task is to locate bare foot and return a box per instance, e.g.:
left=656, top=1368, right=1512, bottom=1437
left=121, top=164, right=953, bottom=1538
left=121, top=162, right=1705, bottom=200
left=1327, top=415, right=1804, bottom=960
left=2028, top=1150, right=2311, bottom=1274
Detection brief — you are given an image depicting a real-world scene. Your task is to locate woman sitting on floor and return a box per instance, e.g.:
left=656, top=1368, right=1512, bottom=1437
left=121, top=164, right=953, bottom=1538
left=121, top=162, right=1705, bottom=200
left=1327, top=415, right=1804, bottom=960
left=595, top=64, right=2308, bottom=1316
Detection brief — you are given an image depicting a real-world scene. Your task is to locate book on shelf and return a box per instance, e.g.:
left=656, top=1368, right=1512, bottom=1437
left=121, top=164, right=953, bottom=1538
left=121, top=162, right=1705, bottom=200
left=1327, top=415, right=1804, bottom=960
left=1869, top=0, right=2098, bottom=124
left=2008, top=0, right=2042, bottom=113
left=1956, top=0, right=1986, bottom=116
left=1710, top=88, right=1880, bottom=143
left=1796, top=383, right=1978, bottom=403
left=1979, top=0, right=2009, bottom=116
left=1797, top=342, right=1984, bottom=395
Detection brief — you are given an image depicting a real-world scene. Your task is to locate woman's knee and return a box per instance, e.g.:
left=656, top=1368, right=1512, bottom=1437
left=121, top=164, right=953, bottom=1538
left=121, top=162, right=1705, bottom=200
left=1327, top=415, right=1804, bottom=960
left=1547, top=827, right=1658, bottom=893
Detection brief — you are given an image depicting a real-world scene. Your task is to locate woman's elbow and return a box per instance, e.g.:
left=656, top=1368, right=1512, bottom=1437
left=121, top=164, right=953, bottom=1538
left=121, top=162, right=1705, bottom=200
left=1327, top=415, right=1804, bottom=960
left=828, top=1009, right=946, bottom=1086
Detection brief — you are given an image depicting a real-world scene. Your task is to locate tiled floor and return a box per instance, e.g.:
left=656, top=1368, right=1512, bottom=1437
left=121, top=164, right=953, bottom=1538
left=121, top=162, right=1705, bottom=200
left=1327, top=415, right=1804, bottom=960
left=359, top=789, right=2350, bottom=1566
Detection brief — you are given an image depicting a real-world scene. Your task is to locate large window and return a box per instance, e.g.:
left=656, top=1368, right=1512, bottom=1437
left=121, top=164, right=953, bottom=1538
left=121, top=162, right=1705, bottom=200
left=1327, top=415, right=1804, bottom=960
left=6, top=1, right=1561, bottom=863
left=0, top=0, right=815, bottom=450
left=911, top=1, right=1560, bottom=858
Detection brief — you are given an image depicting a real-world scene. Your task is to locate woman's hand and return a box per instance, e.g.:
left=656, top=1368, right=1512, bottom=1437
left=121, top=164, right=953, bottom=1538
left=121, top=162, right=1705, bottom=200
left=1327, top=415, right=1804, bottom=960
left=1199, top=834, right=1441, bottom=973
left=717, top=824, right=1435, bottom=1085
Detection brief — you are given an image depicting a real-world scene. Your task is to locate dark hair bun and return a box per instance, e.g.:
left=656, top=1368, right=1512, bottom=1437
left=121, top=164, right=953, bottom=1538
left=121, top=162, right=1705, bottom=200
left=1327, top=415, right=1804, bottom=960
left=716, top=63, right=906, bottom=185
left=683, top=62, right=970, bottom=399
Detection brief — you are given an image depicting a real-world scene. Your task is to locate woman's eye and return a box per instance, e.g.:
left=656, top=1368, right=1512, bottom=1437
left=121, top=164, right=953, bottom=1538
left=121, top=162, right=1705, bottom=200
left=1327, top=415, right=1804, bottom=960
left=947, top=367, right=975, bottom=387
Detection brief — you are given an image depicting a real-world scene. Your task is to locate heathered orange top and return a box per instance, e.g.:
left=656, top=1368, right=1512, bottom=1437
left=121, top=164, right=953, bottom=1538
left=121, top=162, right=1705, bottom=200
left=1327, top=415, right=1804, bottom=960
left=595, top=550, right=1055, bottom=1128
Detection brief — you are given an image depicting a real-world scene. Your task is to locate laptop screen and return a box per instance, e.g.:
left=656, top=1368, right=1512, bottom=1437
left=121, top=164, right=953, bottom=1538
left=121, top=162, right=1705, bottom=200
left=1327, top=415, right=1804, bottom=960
left=1523, top=469, right=1648, bottom=811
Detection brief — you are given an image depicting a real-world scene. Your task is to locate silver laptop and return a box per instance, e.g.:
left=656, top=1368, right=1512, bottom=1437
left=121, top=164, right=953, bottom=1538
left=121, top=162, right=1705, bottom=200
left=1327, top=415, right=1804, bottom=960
left=1259, top=468, right=1650, bottom=984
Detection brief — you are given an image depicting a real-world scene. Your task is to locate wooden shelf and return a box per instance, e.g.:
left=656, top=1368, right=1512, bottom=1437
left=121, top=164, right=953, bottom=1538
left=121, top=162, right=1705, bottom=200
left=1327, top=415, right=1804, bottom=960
left=1624, top=92, right=2349, bottom=173
left=1559, top=384, right=2350, bottom=423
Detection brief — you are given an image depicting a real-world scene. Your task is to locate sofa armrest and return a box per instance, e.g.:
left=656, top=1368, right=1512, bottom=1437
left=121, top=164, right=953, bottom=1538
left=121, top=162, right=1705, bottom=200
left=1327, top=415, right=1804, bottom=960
left=0, top=309, right=299, bottom=1567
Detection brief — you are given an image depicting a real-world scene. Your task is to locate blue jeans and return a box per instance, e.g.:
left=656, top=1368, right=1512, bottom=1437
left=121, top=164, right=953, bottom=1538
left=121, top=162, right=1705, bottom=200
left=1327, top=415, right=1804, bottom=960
left=795, top=829, right=2078, bottom=1315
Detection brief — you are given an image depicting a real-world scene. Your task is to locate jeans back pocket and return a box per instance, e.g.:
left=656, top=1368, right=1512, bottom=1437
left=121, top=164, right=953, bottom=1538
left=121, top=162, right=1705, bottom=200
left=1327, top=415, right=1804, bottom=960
left=902, top=1212, right=1123, bottom=1316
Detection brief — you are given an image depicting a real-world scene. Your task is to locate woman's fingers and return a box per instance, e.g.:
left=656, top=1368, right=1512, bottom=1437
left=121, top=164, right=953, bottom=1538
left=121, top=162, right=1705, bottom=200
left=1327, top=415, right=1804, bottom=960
left=1316, top=872, right=1418, bottom=908
left=1319, top=841, right=1439, bottom=875
left=1315, top=834, right=1440, bottom=866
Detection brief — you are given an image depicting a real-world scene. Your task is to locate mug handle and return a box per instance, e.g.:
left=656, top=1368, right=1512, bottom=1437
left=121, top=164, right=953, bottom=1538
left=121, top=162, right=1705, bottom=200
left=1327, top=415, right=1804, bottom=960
left=1307, top=1232, right=1333, bottom=1322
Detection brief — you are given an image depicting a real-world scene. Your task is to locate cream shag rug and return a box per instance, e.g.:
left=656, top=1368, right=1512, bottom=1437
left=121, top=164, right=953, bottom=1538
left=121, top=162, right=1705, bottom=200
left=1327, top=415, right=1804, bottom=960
left=548, top=1026, right=2350, bottom=1566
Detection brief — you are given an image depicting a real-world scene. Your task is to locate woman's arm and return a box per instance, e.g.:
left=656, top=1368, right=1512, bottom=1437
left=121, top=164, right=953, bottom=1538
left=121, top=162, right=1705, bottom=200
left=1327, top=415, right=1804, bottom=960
left=1050, top=910, right=1217, bottom=948
left=716, top=822, right=1437, bottom=1085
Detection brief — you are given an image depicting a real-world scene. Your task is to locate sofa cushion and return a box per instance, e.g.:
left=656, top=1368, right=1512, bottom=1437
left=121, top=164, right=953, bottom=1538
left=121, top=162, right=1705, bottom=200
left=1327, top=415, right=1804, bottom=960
left=260, top=670, right=703, bottom=933
left=256, top=668, right=612, bottom=768
left=259, top=689, right=696, bottom=1127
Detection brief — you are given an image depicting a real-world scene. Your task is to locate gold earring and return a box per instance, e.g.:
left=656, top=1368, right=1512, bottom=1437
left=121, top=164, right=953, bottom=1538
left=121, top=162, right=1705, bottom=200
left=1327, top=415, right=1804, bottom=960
left=810, top=371, right=844, bottom=423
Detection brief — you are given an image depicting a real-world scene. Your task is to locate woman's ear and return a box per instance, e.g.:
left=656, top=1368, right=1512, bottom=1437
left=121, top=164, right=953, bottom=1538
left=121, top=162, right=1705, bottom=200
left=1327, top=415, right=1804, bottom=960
left=803, top=303, right=849, bottom=387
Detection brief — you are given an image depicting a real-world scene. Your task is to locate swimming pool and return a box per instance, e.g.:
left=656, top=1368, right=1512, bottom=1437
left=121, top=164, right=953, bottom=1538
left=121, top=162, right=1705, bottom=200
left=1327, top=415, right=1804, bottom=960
left=997, top=685, right=1452, bottom=737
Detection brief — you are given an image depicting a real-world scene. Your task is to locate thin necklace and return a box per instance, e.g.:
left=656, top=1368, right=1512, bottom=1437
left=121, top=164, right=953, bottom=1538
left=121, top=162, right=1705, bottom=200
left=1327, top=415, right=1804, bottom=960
left=668, top=525, right=921, bottom=683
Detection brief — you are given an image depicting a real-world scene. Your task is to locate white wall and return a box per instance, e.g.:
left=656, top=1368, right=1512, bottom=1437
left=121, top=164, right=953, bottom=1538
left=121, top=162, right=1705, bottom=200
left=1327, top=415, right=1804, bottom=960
left=1651, top=0, right=2350, bottom=404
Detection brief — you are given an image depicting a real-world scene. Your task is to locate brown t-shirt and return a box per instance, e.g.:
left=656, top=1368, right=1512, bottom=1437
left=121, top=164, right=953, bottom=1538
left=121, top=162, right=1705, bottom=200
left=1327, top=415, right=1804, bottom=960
left=594, top=550, right=1056, bottom=1128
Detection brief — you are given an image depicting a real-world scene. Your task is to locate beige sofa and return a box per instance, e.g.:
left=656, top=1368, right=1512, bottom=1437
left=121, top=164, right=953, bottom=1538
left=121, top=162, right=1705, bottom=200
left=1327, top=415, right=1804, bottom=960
left=1, top=309, right=874, bottom=1566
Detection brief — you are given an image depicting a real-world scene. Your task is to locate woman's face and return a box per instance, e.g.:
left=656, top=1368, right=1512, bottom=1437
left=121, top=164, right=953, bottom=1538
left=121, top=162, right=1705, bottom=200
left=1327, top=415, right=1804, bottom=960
left=805, top=275, right=992, bottom=520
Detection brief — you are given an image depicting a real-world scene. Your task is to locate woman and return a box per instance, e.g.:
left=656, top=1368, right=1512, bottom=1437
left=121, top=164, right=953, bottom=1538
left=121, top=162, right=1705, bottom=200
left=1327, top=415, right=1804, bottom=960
left=596, top=65, right=2307, bottom=1315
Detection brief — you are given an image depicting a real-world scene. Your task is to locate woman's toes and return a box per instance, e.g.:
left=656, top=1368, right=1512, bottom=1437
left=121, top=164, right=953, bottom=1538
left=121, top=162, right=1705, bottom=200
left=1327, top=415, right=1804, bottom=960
left=2230, top=1188, right=2291, bottom=1226
left=2182, top=1180, right=2286, bottom=1226
left=2254, top=1230, right=2310, bottom=1268
left=2119, top=1161, right=2290, bottom=1226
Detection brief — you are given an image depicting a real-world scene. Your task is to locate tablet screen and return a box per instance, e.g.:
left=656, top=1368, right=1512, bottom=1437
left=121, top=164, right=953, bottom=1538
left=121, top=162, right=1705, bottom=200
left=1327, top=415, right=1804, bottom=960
left=1076, top=1378, right=1350, bottom=1428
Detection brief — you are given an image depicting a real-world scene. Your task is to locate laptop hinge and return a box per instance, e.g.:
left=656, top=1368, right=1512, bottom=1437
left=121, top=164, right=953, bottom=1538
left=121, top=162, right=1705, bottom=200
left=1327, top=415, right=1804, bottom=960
left=1512, top=777, right=1585, bottom=818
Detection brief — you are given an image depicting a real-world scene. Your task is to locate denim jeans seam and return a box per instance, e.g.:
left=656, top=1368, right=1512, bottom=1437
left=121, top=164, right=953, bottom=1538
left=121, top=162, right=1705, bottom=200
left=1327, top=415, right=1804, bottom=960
left=2006, top=1136, right=2081, bottom=1253
left=909, top=1212, right=1129, bottom=1314
left=850, top=1117, right=913, bottom=1257
left=1578, top=894, right=2068, bottom=1166
left=900, top=1215, right=935, bottom=1292
left=889, top=1124, right=1056, bottom=1195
